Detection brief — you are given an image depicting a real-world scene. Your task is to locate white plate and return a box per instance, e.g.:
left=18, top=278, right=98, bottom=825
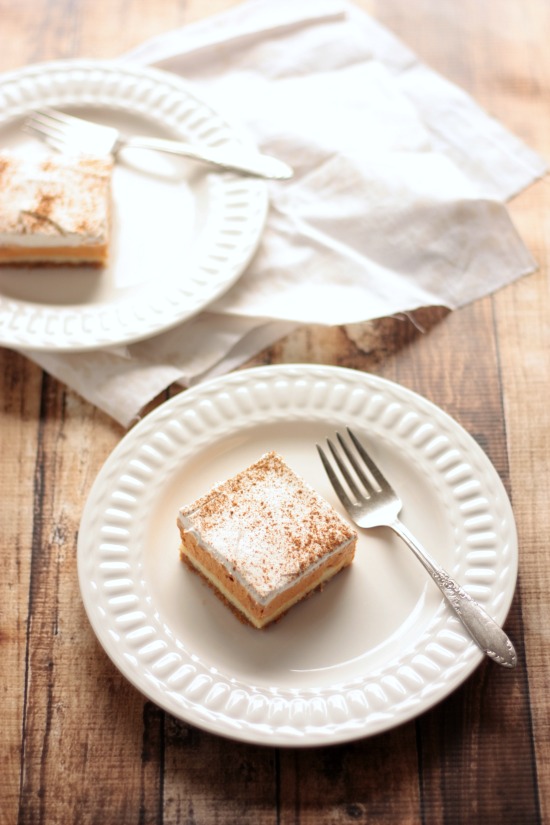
left=0, top=59, right=267, bottom=351
left=77, top=365, right=518, bottom=746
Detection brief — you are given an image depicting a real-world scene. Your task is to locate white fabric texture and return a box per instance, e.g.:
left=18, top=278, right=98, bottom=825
left=23, top=0, right=547, bottom=425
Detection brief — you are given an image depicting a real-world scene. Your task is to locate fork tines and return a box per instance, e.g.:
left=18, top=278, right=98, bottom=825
left=23, top=113, right=59, bottom=140
left=24, top=110, right=72, bottom=151
left=317, top=428, right=383, bottom=506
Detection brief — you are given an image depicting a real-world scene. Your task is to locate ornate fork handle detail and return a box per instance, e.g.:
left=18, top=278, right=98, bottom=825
left=392, top=518, right=517, bottom=668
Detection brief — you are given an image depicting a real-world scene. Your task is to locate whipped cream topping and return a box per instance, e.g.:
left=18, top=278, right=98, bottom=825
left=0, top=151, right=112, bottom=247
left=178, top=451, right=357, bottom=605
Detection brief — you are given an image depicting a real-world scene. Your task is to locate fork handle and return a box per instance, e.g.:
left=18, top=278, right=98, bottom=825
left=121, top=136, right=293, bottom=180
left=391, top=518, right=517, bottom=668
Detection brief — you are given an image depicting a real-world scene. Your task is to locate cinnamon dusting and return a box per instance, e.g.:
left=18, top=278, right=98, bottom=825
left=20, top=209, right=67, bottom=235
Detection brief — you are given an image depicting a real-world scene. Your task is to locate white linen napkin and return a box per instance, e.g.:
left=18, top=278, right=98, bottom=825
left=26, top=0, right=546, bottom=426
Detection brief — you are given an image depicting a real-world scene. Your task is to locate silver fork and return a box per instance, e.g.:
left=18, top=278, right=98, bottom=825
left=317, top=428, right=517, bottom=668
left=24, top=108, right=294, bottom=180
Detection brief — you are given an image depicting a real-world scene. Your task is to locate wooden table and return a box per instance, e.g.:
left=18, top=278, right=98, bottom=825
left=2, top=1, right=549, bottom=822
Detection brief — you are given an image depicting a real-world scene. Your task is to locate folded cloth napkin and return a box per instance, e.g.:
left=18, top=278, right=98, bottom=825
left=26, top=0, right=546, bottom=425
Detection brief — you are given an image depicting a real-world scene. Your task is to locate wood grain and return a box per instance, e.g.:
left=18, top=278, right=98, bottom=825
left=1, top=0, right=549, bottom=823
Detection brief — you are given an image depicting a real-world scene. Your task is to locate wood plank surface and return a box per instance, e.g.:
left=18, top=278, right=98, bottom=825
left=1, top=0, right=549, bottom=823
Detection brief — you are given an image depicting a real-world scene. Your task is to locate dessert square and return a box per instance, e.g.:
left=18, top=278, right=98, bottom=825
left=177, top=451, right=357, bottom=628
left=0, top=150, right=113, bottom=266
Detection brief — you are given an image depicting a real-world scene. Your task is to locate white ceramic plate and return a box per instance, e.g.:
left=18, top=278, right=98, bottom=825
left=0, top=59, right=267, bottom=351
left=77, top=365, right=518, bottom=746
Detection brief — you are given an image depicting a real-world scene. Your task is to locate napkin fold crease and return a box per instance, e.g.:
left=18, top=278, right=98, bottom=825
left=19, top=0, right=547, bottom=426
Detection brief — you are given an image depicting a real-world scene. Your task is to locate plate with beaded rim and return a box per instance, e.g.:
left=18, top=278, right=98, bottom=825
left=77, top=364, right=518, bottom=746
left=0, top=59, right=267, bottom=351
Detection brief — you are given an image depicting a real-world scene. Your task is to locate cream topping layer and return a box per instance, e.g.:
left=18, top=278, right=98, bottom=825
left=0, top=151, right=112, bottom=247
left=178, top=451, right=357, bottom=606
